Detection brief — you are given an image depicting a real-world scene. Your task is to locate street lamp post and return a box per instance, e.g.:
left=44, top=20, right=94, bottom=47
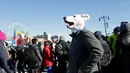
left=99, top=16, right=110, bottom=36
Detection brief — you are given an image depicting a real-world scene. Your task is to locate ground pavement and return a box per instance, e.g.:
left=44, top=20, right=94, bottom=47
left=1, top=69, right=47, bottom=73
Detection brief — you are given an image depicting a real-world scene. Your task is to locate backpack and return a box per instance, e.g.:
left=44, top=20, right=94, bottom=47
left=55, top=41, right=69, bottom=60
left=24, top=46, right=40, bottom=66
left=56, top=43, right=68, bottom=56
left=16, top=47, right=25, bottom=61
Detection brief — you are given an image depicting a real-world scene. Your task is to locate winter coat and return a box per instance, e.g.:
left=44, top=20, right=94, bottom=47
left=0, top=41, right=10, bottom=60
left=25, top=44, right=42, bottom=67
left=43, top=46, right=53, bottom=67
left=116, top=23, right=130, bottom=68
left=68, top=28, right=104, bottom=73
left=0, top=41, right=13, bottom=73
left=94, top=31, right=112, bottom=67
left=107, top=34, right=117, bottom=57
left=32, top=44, right=42, bottom=62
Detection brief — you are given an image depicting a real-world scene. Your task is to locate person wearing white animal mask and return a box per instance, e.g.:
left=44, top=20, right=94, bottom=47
left=63, top=14, right=104, bottom=73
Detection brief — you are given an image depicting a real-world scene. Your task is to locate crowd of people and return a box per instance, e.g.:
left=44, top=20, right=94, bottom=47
left=0, top=21, right=130, bottom=73
left=0, top=33, right=70, bottom=73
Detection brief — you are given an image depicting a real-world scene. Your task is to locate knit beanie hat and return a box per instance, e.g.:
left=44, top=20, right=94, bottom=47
left=0, top=30, right=6, bottom=41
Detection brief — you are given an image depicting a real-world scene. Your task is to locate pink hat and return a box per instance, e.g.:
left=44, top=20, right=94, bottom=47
left=0, top=30, right=6, bottom=41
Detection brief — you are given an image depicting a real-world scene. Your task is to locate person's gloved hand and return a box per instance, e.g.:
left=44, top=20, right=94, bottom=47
left=78, top=69, right=82, bottom=73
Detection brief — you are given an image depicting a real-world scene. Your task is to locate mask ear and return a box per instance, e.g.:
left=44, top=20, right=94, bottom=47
left=81, top=14, right=90, bottom=21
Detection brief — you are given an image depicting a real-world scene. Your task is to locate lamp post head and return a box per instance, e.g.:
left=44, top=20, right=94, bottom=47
left=99, top=18, right=101, bottom=21
left=108, top=17, right=110, bottom=20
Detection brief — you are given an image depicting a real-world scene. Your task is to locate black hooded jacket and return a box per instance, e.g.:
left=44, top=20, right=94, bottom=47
left=116, top=23, right=130, bottom=67
left=25, top=44, right=42, bottom=67
left=68, top=28, right=104, bottom=73
left=94, top=31, right=112, bottom=67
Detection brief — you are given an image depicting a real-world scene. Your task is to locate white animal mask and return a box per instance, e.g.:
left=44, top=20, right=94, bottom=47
left=63, top=14, right=90, bottom=33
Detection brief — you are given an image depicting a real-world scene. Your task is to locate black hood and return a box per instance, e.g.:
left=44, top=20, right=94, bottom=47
left=120, top=22, right=130, bottom=34
left=94, top=31, right=103, bottom=40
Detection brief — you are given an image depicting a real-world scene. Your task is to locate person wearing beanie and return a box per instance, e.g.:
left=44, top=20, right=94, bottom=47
left=107, top=26, right=120, bottom=57
left=0, top=30, right=13, bottom=73
left=106, top=25, right=121, bottom=73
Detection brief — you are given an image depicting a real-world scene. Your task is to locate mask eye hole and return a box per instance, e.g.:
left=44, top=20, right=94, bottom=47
left=73, top=16, right=76, bottom=17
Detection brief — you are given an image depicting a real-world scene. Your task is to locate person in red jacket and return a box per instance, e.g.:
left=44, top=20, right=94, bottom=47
left=43, top=40, right=53, bottom=73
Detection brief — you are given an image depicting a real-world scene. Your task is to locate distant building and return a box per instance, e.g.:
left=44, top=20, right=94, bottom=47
left=33, top=32, right=52, bottom=41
